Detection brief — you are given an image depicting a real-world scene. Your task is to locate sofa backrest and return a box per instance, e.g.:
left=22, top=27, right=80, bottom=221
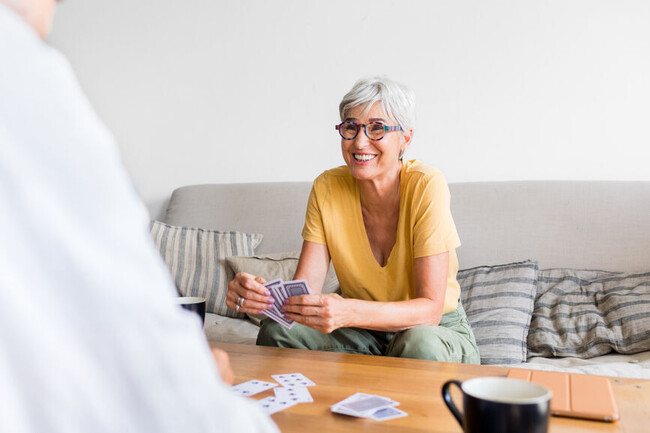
left=163, top=181, right=650, bottom=272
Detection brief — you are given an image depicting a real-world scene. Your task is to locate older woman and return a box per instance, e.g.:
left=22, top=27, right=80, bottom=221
left=226, top=77, right=479, bottom=363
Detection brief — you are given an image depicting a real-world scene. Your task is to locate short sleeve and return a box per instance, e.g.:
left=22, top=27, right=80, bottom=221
left=412, top=173, right=461, bottom=258
left=301, top=183, right=327, bottom=245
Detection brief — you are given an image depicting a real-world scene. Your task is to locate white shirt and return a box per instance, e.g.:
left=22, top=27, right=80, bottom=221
left=0, top=5, right=277, bottom=433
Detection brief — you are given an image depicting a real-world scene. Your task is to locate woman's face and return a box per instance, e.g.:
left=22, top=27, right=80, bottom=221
left=341, top=102, right=411, bottom=183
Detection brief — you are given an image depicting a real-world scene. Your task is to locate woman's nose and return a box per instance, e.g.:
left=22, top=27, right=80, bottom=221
left=353, top=127, right=371, bottom=147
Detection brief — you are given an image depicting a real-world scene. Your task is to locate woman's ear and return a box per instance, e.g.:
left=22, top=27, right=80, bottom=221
left=399, top=129, right=413, bottom=159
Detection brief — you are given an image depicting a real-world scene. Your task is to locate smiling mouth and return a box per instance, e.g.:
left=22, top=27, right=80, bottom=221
left=353, top=153, right=377, bottom=162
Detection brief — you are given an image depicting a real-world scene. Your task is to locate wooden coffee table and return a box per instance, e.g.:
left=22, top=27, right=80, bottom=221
left=214, top=343, right=650, bottom=432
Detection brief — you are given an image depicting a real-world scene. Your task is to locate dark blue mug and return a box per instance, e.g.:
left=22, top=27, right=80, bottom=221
left=442, top=377, right=552, bottom=433
left=173, top=296, right=206, bottom=325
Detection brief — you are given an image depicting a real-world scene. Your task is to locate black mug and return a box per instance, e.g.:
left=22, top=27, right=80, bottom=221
left=173, top=296, right=206, bottom=325
left=442, top=377, right=552, bottom=433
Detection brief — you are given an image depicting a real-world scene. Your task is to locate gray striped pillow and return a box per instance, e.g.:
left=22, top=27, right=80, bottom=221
left=458, top=260, right=538, bottom=365
left=150, top=221, right=262, bottom=318
left=527, top=269, right=650, bottom=358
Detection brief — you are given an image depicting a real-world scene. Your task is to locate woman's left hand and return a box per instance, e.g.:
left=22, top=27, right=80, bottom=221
left=283, top=293, right=350, bottom=334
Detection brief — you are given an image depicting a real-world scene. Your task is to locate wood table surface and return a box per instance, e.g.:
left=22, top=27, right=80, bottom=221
left=214, top=343, right=650, bottom=433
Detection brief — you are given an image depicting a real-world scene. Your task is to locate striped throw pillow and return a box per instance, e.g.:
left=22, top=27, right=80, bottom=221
left=528, top=269, right=650, bottom=358
left=458, top=261, right=538, bottom=365
left=150, top=221, right=262, bottom=318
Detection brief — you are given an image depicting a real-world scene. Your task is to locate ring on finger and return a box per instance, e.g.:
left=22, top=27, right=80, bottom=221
left=237, top=296, right=245, bottom=307
left=235, top=304, right=241, bottom=312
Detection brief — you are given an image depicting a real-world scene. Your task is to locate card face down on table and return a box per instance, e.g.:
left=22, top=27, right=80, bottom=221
left=331, top=393, right=407, bottom=421
left=507, top=369, right=619, bottom=422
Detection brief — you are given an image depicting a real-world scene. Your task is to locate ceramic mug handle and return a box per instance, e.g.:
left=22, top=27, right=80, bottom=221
left=441, top=380, right=464, bottom=428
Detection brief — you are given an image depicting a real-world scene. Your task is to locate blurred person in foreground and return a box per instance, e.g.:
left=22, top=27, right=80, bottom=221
left=0, top=1, right=277, bottom=432
left=228, top=77, right=479, bottom=363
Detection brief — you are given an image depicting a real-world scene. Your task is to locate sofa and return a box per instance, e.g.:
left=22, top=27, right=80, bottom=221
left=154, top=180, right=650, bottom=379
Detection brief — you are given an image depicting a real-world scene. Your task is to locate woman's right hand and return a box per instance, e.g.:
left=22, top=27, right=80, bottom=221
left=226, top=272, right=274, bottom=315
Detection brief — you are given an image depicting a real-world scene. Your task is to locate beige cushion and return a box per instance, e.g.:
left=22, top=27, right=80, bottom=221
left=150, top=221, right=262, bottom=317
left=165, top=182, right=650, bottom=271
left=203, top=313, right=260, bottom=345
left=226, top=251, right=340, bottom=325
left=528, top=268, right=650, bottom=358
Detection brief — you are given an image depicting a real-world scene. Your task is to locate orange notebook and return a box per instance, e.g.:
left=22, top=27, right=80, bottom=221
left=507, top=369, right=619, bottom=422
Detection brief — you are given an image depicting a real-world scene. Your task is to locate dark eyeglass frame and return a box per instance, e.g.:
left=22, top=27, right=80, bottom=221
left=335, top=121, right=403, bottom=141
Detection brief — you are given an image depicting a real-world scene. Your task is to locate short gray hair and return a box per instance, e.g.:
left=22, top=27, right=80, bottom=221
left=339, top=77, right=416, bottom=133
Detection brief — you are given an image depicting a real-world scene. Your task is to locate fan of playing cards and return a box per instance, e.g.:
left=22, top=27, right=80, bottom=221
left=262, top=279, right=311, bottom=329
left=231, top=373, right=408, bottom=421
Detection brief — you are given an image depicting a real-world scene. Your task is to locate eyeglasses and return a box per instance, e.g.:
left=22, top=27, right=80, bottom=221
left=335, top=121, right=402, bottom=141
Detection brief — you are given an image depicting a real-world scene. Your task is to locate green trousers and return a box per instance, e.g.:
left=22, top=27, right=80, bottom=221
left=256, top=303, right=480, bottom=364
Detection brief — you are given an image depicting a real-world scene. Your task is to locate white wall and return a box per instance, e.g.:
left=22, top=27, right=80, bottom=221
left=49, top=1, right=650, bottom=219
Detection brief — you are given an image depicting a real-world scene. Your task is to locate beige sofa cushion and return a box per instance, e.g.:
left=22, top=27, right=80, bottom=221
left=204, top=313, right=259, bottom=345
left=164, top=182, right=650, bottom=272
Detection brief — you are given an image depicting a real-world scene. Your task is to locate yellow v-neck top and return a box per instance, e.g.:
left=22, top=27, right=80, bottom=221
left=302, top=159, right=462, bottom=314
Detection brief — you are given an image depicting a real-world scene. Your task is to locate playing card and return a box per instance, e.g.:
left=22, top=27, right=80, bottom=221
left=264, top=279, right=284, bottom=305
left=278, top=282, right=290, bottom=302
left=283, top=279, right=311, bottom=297
left=274, top=386, right=313, bottom=403
left=272, top=284, right=288, bottom=308
left=261, top=279, right=313, bottom=329
left=331, top=393, right=397, bottom=408
left=231, top=379, right=277, bottom=397
left=331, top=393, right=399, bottom=418
left=256, top=396, right=300, bottom=415
left=339, top=396, right=396, bottom=414
left=271, top=373, right=316, bottom=387
left=331, top=405, right=362, bottom=417
left=370, top=406, right=408, bottom=421
left=262, top=279, right=294, bottom=329
left=262, top=306, right=295, bottom=329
